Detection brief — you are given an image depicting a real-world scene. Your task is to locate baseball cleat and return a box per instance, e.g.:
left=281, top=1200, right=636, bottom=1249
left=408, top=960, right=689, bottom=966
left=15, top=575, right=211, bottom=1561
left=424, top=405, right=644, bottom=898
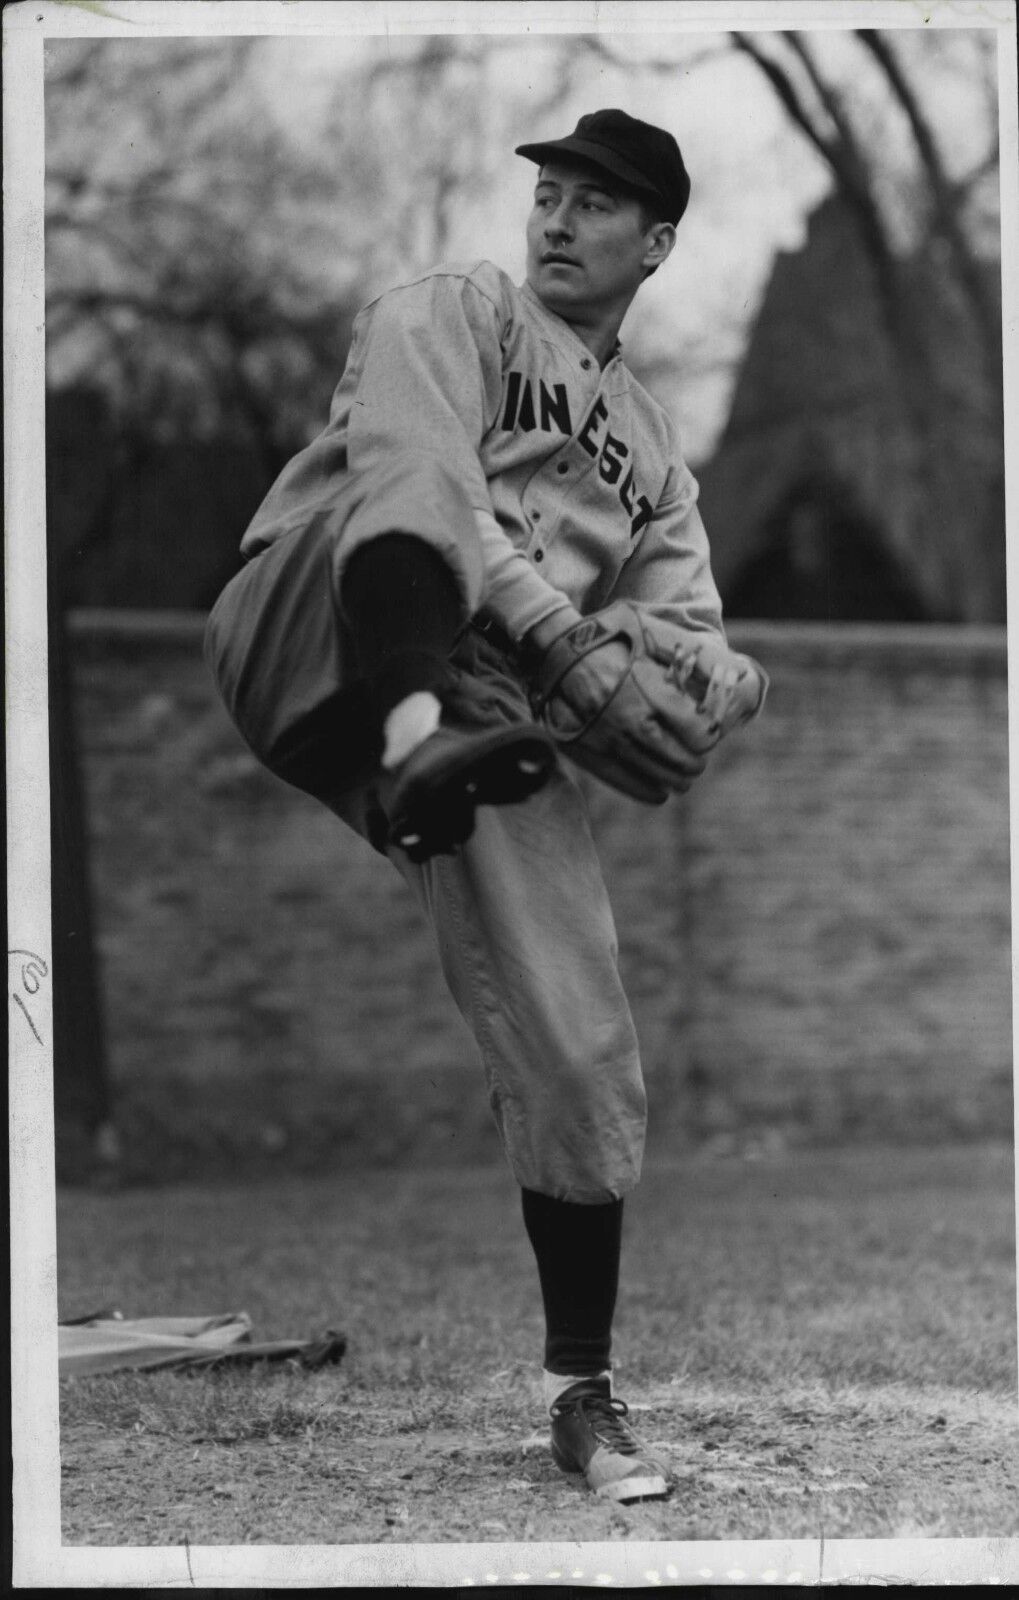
left=380, top=723, right=556, bottom=863
left=549, top=1377, right=671, bottom=1502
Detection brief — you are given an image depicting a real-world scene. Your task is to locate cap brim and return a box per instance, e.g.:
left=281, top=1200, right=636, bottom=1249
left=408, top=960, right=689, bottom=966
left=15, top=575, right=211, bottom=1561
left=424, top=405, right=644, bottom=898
left=515, top=135, right=663, bottom=203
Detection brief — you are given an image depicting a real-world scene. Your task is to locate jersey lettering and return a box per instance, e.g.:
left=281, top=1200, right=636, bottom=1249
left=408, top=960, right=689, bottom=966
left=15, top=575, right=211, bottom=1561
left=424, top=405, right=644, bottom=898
left=598, top=432, right=627, bottom=486
left=539, top=382, right=572, bottom=435
left=502, top=373, right=572, bottom=436
left=631, top=496, right=654, bottom=537
left=577, top=396, right=609, bottom=457
left=516, top=379, right=537, bottom=431
left=501, top=372, right=522, bottom=432
left=499, top=371, right=657, bottom=540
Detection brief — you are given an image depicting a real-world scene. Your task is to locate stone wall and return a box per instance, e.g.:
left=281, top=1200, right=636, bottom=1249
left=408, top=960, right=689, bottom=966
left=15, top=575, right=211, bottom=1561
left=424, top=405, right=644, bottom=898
left=65, top=614, right=1013, bottom=1175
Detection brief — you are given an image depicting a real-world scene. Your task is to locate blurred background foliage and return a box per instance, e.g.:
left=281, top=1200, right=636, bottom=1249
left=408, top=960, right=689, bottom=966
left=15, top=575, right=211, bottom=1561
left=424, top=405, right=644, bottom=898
left=45, top=28, right=1003, bottom=619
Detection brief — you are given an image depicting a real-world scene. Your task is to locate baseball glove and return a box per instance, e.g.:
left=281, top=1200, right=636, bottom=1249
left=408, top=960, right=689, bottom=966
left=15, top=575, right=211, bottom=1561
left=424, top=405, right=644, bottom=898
left=528, top=601, right=765, bottom=804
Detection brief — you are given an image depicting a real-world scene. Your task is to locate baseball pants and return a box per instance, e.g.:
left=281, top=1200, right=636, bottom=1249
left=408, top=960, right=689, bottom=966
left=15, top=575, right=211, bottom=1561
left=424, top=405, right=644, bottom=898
left=204, top=454, right=647, bottom=1202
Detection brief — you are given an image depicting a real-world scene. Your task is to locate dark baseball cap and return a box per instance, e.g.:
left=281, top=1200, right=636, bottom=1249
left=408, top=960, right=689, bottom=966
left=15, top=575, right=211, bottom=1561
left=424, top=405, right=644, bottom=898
left=516, top=108, right=690, bottom=225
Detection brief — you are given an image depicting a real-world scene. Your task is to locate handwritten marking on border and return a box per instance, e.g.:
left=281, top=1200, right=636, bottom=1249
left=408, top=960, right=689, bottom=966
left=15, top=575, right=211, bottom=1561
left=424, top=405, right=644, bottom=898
left=8, top=949, right=49, bottom=1045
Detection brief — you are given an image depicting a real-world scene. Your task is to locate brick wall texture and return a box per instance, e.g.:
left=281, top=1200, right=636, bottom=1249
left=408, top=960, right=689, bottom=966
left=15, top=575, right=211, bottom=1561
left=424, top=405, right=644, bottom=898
left=67, top=615, right=1013, bottom=1174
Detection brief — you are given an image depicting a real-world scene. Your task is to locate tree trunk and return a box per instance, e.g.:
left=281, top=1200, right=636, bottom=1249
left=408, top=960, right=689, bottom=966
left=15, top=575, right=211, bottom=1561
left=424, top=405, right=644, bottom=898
left=48, top=580, right=120, bottom=1183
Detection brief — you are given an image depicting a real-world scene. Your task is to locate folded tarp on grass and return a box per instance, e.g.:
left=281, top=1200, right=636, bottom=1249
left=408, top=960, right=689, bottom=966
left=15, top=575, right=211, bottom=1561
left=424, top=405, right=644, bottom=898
left=58, top=1310, right=347, bottom=1377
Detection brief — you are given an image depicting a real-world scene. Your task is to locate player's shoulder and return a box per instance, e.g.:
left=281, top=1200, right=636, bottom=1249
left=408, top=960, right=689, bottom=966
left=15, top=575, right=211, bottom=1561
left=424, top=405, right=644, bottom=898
left=617, top=360, right=678, bottom=449
left=616, top=357, right=667, bottom=421
left=366, top=259, right=520, bottom=320
left=615, top=359, right=698, bottom=504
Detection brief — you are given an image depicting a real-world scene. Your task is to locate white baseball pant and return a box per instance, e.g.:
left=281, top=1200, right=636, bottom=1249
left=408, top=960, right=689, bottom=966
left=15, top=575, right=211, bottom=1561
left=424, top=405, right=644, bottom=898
left=205, top=454, right=647, bottom=1200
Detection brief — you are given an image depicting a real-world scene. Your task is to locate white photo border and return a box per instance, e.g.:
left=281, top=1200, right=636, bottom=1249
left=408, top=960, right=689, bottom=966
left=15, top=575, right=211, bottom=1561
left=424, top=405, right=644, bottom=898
left=6, top=0, right=1018, bottom=1586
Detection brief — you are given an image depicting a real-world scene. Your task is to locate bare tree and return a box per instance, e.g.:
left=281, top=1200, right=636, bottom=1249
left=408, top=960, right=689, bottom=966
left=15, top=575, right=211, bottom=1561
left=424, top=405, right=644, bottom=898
left=726, top=29, right=1003, bottom=620
left=45, top=35, right=585, bottom=444
left=855, top=28, right=1000, bottom=386
left=730, top=30, right=1000, bottom=388
left=45, top=38, right=362, bottom=468
left=318, top=34, right=591, bottom=282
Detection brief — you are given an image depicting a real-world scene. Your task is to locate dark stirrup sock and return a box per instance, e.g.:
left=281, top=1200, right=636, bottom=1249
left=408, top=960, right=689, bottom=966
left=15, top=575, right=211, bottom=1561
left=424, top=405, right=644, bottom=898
left=341, top=534, right=465, bottom=721
left=521, top=1188, right=624, bottom=1377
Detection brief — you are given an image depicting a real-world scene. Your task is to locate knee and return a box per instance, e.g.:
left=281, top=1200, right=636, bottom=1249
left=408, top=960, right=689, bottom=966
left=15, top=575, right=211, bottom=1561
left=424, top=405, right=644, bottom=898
left=520, top=1055, right=648, bottom=1201
left=337, top=453, right=485, bottom=612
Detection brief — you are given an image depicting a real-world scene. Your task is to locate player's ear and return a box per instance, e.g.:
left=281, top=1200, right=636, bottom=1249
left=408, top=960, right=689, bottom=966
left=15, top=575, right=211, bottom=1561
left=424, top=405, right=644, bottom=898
left=642, top=222, right=676, bottom=274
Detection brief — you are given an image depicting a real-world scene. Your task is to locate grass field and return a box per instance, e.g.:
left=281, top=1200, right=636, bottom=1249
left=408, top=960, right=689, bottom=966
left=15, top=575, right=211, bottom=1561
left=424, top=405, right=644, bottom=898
left=57, top=1142, right=1017, bottom=1547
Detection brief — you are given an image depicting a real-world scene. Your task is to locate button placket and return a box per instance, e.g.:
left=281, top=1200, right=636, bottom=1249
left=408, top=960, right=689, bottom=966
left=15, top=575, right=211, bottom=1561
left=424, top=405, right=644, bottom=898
left=519, top=344, right=603, bottom=566
left=523, top=501, right=545, bottom=564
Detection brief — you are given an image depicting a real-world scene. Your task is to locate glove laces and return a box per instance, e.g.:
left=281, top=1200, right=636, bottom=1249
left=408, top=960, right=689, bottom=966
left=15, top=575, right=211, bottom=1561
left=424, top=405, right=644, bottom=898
left=667, top=646, right=709, bottom=700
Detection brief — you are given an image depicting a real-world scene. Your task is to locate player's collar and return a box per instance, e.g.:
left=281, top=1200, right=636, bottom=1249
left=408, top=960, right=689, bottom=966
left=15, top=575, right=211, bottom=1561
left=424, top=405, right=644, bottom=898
left=520, top=280, right=623, bottom=368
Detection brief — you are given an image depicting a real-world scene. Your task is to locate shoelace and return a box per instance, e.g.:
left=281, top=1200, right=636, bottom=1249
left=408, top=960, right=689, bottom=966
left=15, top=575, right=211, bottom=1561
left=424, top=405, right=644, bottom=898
left=553, top=1392, right=641, bottom=1456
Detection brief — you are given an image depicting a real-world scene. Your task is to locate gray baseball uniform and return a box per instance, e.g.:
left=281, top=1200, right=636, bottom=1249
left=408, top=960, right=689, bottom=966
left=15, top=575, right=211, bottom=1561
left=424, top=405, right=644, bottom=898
left=205, top=258, right=731, bottom=1201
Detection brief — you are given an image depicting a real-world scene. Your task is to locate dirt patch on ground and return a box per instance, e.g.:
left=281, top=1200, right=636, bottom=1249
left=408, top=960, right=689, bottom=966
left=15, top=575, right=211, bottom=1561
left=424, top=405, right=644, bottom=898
left=59, top=1376, right=1017, bottom=1548
left=56, top=1143, right=1017, bottom=1553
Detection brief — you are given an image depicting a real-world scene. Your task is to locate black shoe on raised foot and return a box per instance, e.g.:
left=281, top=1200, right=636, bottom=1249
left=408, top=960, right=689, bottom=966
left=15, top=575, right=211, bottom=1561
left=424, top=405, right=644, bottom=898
left=549, top=1377, right=671, bottom=1503
left=379, top=723, right=556, bottom=863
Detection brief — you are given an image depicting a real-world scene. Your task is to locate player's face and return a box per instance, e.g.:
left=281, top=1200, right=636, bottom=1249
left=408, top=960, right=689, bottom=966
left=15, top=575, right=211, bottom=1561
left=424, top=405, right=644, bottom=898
left=525, top=159, right=670, bottom=324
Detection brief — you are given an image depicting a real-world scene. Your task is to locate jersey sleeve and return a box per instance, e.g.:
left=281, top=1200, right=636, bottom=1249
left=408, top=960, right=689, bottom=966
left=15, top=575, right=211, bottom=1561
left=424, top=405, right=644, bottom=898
left=345, top=270, right=576, bottom=637
left=238, top=273, right=507, bottom=564
left=610, top=458, right=727, bottom=639
left=474, top=509, right=576, bottom=642
left=344, top=271, right=502, bottom=500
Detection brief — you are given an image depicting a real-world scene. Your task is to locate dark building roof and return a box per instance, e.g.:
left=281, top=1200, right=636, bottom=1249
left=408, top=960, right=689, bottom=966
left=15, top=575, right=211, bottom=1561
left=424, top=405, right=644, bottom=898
left=698, top=195, right=1004, bottom=623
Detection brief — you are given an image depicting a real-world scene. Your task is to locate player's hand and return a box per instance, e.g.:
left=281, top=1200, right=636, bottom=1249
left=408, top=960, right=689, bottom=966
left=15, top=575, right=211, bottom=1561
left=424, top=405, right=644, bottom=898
left=671, top=635, right=764, bottom=737
left=526, top=602, right=767, bottom=804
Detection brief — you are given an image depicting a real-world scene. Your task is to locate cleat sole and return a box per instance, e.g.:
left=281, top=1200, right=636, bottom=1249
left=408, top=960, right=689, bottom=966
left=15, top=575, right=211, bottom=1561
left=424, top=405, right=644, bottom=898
left=597, top=1473, right=671, bottom=1503
left=386, top=726, right=556, bottom=861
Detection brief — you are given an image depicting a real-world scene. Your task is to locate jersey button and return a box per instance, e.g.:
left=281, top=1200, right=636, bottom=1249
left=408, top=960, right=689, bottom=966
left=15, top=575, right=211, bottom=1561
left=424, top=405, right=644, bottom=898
left=534, top=549, right=545, bottom=563
left=580, top=357, right=593, bottom=370
left=556, top=462, right=569, bottom=475
left=530, top=510, right=541, bottom=521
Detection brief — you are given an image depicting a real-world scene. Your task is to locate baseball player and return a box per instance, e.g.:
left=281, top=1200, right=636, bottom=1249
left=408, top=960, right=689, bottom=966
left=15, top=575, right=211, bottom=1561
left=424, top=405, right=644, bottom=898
left=205, top=108, right=766, bottom=1503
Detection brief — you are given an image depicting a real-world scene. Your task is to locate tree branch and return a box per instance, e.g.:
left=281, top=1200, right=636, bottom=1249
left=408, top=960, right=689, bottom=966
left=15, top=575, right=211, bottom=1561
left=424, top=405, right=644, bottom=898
left=857, top=28, right=1000, bottom=377
left=953, top=138, right=1000, bottom=195
left=783, top=33, right=874, bottom=201
left=45, top=286, right=349, bottom=351
left=730, top=33, right=837, bottom=170
left=731, top=34, right=907, bottom=346
left=576, top=35, right=731, bottom=75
